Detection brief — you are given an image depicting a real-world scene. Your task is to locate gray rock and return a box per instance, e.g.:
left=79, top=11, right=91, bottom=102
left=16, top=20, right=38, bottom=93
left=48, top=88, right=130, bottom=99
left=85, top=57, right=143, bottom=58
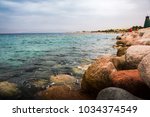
left=96, top=87, right=141, bottom=100
left=125, top=45, right=150, bottom=69
left=138, top=53, right=150, bottom=88
left=116, top=35, right=122, bottom=40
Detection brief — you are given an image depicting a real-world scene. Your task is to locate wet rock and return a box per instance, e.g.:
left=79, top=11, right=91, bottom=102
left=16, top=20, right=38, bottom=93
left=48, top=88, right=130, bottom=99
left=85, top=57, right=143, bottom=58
left=126, top=45, right=150, bottom=69
left=72, top=67, right=84, bottom=76
left=81, top=55, right=116, bottom=95
left=0, top=81, right=21, bottom=99
left=24, top=66, right=38, bottom=72
left=111, top=55, right=128, bottom=70
left=116, top=40, right=126, bottom=46
left=34, top=70, right=51, bottom=79
left=0, top=71, right=22, bottom=81
left=117, top=47, right=128, bottom=56
left=31, top=79, right=48, bottom=89
left=96, top=87, right=141, bottom=100
left=20, top=79, right=49, bottom=99
left=36, top=85, right=93, bottom=100
left=50, top=74, right=80, bottom=90
left=111, top=70, right=150, bottom=99
left=138, top=53, right=150, bottom=88
left=116, top=35, right=122, bottom=40
left=72, top=64, right=91, bottom=76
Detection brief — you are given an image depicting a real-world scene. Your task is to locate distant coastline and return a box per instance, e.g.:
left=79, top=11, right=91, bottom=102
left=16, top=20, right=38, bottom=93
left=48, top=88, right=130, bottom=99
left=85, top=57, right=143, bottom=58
left=74, top=26, right=143, bottom=34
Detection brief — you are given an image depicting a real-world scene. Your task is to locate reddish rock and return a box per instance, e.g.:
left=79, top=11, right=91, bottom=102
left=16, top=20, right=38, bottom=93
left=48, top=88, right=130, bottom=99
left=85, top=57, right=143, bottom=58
left=111, top=70, right=150, bottom=99
left=36, top=85, right=94, bottom=100
left=81, top=55, right=116, bottom=95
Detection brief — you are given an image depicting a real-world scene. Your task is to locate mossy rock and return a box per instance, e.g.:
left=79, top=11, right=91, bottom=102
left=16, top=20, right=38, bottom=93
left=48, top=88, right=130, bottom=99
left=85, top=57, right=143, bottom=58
left=50, top=74, right=80, bottom=90
left=117, top=47, right=128, bottom=56
left=116, top=40, right=126, bottom=46
left=0, top=81, right=21, bottom=99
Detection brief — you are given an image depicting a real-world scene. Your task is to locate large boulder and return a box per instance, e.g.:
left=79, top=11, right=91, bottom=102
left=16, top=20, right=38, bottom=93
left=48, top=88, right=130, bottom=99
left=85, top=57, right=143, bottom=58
left=118, top=32, right=141, bottom=45
left=125, top=45, right=150, bottom=69
left=81, top=56, right=116, bottom=95
left=138, top=53, right=150, bottom=88
left=111, top=70, right=150, bottom=99
left=0, top=81, right=21, bottom=99
left=139, top=28, right=150, bottom=38
left=137, top=38, right=150, bottom=45
left=96, top=87, right=141, bottom=100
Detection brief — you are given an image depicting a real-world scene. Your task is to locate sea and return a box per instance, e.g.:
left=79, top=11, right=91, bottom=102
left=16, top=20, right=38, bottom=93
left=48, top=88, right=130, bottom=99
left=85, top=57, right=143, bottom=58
left=0, top=33, right=117, bottom=96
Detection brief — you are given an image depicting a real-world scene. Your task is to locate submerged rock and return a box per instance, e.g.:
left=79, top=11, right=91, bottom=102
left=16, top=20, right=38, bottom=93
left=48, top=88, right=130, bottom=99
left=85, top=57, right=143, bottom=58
left=138, top=53, right=150, bottom=88
left=81, top=55, right=116, bottom=95
left=125, top=45, right=150, bottom=69
left=111, top=70, right=150, bottom=99
left=36, top=85, right=93, bottom=100
left=0, top=81, right=21, bottom=99
left=72, top=67, right=84, bottom=76
left=50, top=74, right=80, bottom=90
left=96, top=87, right=141, bottom=100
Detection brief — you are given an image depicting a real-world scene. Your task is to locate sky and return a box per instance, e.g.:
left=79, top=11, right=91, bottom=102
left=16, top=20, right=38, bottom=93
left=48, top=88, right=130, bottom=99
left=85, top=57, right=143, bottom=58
left=0, top=0, right=150, bottom=33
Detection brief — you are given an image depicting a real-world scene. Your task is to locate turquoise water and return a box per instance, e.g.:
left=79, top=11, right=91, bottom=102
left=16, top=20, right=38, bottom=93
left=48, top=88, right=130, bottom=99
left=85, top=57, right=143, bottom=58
left=0, top=33, right=117, bottom=85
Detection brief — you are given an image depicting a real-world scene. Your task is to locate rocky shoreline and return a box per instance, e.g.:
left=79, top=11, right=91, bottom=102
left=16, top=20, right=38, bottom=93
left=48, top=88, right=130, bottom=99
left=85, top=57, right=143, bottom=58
left=37, top=27, right=150, bottom=100
left=82, top=27, right=150, bottom=100
left=1, top=28, right=150, bottom=100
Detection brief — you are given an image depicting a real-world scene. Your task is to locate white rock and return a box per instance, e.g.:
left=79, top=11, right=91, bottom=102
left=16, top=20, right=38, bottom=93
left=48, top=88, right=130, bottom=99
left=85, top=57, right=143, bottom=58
left=138, top=53, right=150, bottom=88
left=126, top=45, right=150, bottom=68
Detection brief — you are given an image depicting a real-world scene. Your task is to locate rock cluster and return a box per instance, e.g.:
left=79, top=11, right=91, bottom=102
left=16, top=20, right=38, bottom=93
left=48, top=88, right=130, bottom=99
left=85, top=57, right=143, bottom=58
left=81, top=28, right=150, bottom=100
left=37, top=28, right=150, bottom=100
left=36, top=74, right=93, bottom=100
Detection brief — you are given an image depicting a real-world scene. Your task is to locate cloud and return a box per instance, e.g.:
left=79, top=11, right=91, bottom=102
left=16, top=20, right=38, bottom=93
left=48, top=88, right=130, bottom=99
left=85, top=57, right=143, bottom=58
left=0, top=0, right=149, bottom=33
left=0, top=0, right=137, bottom=16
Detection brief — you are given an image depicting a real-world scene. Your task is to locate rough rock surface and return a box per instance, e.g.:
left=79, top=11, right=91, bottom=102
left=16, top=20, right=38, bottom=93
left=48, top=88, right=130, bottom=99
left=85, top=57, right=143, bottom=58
left=111, top=70, right=150, bottom=99
left=81, top=56, right=116, bottom=94
left=96, top=87, right=141, bottom=100
left=111, top=55, right=127, bottom=70
left=125, top=45, right=150, bottom=69
left=138, top=53, right=150, bottom=88
left=137, top=38, right=150, bottom=45
left=117, top=47, right=128, bottom=56
left=50, top=74, right=80, bottom=90
left=0, top=81, right=21, bottom=99
left=36, top=85, right=94, bottom=100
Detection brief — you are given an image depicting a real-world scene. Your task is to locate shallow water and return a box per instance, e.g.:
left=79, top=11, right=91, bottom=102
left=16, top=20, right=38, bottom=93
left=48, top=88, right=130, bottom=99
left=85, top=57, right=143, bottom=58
left=0, top=33, right=117, bottom=86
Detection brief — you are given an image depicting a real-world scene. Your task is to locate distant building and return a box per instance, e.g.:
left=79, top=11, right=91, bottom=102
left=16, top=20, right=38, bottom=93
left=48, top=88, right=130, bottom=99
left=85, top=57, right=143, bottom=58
left=144, top=16, right=150, bottom=28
